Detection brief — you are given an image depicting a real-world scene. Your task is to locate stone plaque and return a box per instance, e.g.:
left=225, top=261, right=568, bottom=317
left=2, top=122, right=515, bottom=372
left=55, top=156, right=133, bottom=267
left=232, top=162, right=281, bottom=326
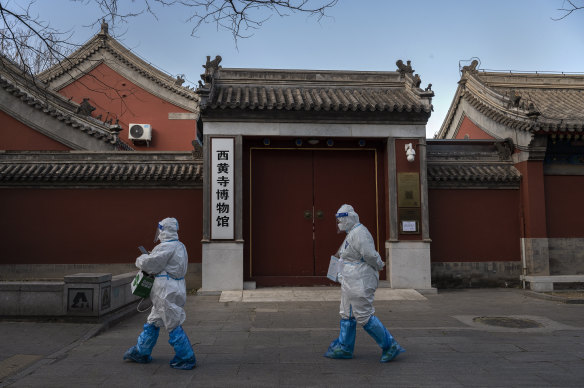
left=399, top=207, right=420, bottom=234
left=398, top=172, right=420, bottom=207
left=100, top=286, right=111, bottom=310
left=68, top=288, right=93, bottom=312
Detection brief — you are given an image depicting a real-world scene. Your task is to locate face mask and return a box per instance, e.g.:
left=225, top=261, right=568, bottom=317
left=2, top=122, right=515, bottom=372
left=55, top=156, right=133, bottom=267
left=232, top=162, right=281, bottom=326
left=336, top=212, right=348, bottom=233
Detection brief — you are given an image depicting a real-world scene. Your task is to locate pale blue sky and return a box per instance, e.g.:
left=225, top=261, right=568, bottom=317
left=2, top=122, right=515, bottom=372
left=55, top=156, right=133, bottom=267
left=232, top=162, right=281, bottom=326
left=28, top=0, right=584, bottom=138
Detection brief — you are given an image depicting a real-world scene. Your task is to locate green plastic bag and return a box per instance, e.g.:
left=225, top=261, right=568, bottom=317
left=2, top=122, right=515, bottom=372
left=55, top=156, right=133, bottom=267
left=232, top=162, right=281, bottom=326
left=131, top=271, right=154, bottom=298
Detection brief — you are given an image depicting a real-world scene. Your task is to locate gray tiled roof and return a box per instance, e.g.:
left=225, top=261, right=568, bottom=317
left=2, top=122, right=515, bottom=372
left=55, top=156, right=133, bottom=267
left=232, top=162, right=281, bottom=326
left=490, top=86, right=584, bottom=131
left=207, top=84, right=430, bottom=113
left=428, top=164, right=521, bottom=186
left=439, top=69, right=584, bottom=137
left=0, top=152, right=202, bottom=186
left=427, top=140, right=521, bottom=188
left=198, top=68, right=434, bottom=119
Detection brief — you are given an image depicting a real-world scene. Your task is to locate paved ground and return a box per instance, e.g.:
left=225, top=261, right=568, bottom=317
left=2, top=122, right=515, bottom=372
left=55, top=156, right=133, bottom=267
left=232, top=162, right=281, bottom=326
left=1, top=288, right=583, bottom=387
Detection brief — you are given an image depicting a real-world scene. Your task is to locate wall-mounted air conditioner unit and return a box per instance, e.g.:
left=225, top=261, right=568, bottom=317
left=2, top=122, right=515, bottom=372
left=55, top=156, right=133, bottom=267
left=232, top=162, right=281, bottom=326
left=128, top=123, right=152, bottom=141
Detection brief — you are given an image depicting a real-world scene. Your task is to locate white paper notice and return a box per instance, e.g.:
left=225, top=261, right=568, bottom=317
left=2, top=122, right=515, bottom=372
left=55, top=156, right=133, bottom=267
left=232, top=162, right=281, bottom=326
left=402, top=221, right=417, bottom=232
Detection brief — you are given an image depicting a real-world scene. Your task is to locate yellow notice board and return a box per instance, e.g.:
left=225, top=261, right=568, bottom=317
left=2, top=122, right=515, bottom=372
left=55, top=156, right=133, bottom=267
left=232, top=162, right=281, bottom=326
left=398, top=172, right=420, bottom=208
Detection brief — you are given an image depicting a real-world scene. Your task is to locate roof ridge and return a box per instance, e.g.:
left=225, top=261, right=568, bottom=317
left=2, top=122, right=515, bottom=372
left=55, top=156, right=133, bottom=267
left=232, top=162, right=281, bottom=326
left=37, top=31, right=198, bottom=101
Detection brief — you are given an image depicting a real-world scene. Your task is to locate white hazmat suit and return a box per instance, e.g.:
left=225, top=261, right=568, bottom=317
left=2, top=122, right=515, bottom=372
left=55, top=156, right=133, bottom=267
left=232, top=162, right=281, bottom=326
left=138, top=217, right=188, bottom=331
left=123, top=217, right=196, bottom=370
left=325, top=204, right=405, bottom=362
left=336, top=204, right=385, bottom=325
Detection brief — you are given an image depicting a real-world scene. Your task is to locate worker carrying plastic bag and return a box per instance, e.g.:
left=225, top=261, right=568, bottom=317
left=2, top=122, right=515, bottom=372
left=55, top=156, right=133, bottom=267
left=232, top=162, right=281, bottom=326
left=123, top=217, right=196, bottom=370
left=324, top=204, right=405, bottom=362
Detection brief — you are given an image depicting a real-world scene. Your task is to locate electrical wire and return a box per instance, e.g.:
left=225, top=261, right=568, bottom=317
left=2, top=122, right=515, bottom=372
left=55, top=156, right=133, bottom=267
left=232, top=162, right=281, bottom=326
left=137, top=297, right=152, bottom=313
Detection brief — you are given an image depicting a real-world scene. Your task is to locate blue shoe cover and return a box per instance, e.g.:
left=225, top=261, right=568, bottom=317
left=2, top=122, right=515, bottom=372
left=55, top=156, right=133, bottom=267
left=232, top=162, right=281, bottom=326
left=380, top=341, right=406, bottom=363
left=324, top=318, right=356, bottom=359
left=123, top=323, right=159, bottom=363
left=363, top=316, right=405, bottom=362
left=168, top=326, right=196, bottom=370
left=123, top=346, right=151, bottom=363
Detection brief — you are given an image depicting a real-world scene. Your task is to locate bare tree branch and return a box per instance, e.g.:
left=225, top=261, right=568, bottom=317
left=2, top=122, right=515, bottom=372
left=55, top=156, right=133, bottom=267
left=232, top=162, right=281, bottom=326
left=1, top=0, right=338, bottom=75
left=77, top=0, right=338, bottom=42
left=182, top=0, right=338, bottom=41
left=0, top=1, right=75, bottom=75
left=0, top=0, right=339, bottom=129
left=552, top=0, right=584, bottom=21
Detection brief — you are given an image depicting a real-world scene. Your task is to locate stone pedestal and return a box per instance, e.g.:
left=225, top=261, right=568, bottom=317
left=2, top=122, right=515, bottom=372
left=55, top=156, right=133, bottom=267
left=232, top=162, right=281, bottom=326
left=200, top=242, right=243, bottom=294
left=63, top=273, right=112, bottom=317
left=387, top=241, right=433, bottom=290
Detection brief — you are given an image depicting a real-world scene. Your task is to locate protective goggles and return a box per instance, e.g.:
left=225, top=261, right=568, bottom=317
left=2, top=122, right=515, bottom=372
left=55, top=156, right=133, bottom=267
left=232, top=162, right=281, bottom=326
left=335, top=212, right=348, bottom=218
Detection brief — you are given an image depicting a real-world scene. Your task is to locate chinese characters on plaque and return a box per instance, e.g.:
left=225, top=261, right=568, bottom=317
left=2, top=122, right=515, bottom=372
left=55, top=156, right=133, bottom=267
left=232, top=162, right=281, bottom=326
left=211, top=138, right=234, bottom=239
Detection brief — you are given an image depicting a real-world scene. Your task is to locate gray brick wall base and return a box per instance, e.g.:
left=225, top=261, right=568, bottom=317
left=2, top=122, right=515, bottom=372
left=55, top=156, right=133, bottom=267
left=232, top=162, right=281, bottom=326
left=431, top=261, right=522, bottom=288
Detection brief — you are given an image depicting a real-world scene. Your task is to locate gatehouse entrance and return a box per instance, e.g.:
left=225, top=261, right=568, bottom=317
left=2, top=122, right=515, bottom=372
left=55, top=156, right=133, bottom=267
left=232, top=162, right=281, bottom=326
left=198, top=65, right=434, bottom=293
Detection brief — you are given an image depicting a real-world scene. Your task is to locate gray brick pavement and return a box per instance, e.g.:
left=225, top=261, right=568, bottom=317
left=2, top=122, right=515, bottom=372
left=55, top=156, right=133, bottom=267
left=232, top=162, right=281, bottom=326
left=1, top=288, right=583, bottom=387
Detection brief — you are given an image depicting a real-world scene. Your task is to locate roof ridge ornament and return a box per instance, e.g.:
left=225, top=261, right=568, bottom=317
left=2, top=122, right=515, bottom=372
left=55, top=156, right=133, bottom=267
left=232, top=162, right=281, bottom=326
left=461, top=59, right=479, bottom=74
left=196, top=55, right=222, bottom=107
left=507, top=90, right=541, bottom=118
left=175, top=74, right=185, bottom=86
left=494, top=138, right=514, bottom=160
left=200, top=55, right=222, bottom=86
left=526, top=102, right=541, bottom=118
left=396, top=59, right=414, bottom=75
left=508, top=90, right=522, bottom=108
left=413, top=74, right=421, bottom=88
left=76, top=98, right=96, bottom=116
left=99, top=19, right=109, bottom=36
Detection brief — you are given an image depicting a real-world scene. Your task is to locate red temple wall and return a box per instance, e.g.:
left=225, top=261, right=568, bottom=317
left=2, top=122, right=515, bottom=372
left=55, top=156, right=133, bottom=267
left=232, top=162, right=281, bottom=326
left=455, top=116, right=495, bottom=140
left=0, top=111, right=71, bottom=150
left=0, top=188, right=203, bottom=265
left=545, top=175, right=584, bottom=238
left=429, top=189, right=521, bottom=262
left=515, top=161, right=547, bottom=238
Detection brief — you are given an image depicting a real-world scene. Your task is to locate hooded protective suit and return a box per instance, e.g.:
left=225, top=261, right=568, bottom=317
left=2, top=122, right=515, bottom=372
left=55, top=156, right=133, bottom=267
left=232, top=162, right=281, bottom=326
left=124, top=217, right=196, bottom=370
left=137, top=217, right=188, bottom=331
left=325, top=205, right=404, bottom=362
left=336, top=204, right=384, bottom=325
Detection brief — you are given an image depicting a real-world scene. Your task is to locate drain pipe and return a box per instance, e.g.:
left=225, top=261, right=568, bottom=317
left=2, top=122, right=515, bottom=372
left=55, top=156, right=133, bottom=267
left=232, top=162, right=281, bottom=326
left=521, top=238, right=527, bottom=289
left=520, top=213, right=527, bottom=290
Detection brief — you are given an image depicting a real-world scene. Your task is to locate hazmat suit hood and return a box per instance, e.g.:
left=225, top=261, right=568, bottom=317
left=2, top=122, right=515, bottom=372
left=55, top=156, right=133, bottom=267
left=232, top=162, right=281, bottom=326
left=336, top=204, right=360, bottom=233
left=155, top=217, right=179, bottom=242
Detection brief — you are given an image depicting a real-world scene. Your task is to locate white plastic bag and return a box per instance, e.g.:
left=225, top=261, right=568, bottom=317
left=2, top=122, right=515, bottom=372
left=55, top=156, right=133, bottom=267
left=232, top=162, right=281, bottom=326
left=327, top=256, right=342, bottom=282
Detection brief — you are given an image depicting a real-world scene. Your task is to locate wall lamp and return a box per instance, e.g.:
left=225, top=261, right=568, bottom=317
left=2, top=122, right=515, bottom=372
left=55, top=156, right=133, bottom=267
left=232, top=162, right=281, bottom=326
left=405, top=143, right=416, bottom=162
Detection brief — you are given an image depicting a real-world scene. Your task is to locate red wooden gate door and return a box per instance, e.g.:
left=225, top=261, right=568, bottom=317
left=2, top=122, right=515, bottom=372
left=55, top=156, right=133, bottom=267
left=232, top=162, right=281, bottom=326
left=313, top=150, right=379, bottom=276
left=250, top=148, right=380, bottom=285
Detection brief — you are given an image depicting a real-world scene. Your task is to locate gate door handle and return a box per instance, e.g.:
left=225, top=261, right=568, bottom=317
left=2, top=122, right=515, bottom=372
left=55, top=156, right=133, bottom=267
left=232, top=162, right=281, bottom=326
left=304, top=210, right=312, bottom=219
left=316, top=210, right=324, bottom=219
